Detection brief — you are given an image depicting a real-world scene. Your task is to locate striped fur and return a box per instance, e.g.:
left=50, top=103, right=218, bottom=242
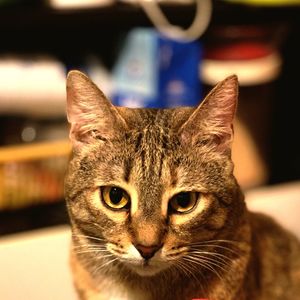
left=65, top=71, right=300, bottom=300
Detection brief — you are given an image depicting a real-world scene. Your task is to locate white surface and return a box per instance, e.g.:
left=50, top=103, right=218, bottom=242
left=0, top=182, right=299, bottom=300
left=0, top=226, right=77, bottom=300
left=246, top=181, right=300, bottom=239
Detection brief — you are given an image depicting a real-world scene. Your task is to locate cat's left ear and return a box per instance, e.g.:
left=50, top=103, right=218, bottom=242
left=66, top=70, right=127, bottom=149
left=179, top=75, right=238, bottom=154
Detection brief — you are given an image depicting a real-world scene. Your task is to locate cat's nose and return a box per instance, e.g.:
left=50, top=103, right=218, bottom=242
left=135, top=244, right=161, bottom=260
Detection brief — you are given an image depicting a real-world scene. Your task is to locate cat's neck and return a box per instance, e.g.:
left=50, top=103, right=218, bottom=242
left=95, top=251, right=250, bottom=300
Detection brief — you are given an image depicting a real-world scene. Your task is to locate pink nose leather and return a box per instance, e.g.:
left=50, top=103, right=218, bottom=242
left=135, top=244, right=160, bottom=260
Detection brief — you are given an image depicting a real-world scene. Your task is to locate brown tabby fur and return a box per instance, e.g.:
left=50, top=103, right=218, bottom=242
left=65, top=71, right=300, bottom=300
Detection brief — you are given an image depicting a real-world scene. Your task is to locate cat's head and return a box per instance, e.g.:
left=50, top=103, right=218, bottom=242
left=65, top=71, right=248, bottom=278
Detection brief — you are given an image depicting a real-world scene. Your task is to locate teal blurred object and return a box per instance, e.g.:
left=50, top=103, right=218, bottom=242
left=112, top=28, right=158, bottom=108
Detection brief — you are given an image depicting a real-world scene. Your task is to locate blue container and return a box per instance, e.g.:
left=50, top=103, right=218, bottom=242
left=112, top=28, right=202, bottom=108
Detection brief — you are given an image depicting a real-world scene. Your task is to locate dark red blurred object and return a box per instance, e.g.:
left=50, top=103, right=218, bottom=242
left=205, top=42, right=273, bottom=60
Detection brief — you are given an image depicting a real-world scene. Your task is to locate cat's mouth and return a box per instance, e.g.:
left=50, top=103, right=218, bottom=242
left=129, top=261, right=165, bottom=276
left=107, top=243, right=172, bottom=276
left=123, top=256, right=170, bottom=276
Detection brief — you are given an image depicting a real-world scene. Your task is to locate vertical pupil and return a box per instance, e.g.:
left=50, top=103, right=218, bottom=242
left=109, top=188, right=123, bottom=204
left=177, top=193, right=191, bottom=208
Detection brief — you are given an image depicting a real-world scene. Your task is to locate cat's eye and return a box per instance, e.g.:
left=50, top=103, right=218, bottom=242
left=101, top=186, right=130, bottom=210
left=168, top=192, right=199, bottom=214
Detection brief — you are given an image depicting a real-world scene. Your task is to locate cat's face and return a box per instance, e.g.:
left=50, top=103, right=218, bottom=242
left=65, top=71, right=246, bottom=278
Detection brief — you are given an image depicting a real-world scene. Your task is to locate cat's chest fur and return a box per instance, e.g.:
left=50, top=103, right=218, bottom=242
left=96, top=278, right=151, bottom=300
left=71, top=251, right=151, bottom=300
left=95, top=285, right=146, bottom=300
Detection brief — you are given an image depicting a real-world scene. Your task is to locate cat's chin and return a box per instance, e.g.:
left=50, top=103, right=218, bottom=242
left=124, top=260, right=169, bottom=277
left=129, top=264, right=164, bottom=277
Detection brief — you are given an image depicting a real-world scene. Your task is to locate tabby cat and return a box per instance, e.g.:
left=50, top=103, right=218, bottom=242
left=65, top=70, right=300, bottom=300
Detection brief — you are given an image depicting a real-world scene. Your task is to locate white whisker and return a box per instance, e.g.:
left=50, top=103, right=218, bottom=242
left=173, top=259, right=207, bottom=297
left=182, top=255, right=224, bottom=282
left=72, top=234, right=105, bottom=243
left=190, top=251, right=233, bottom=267
left=177, top=259, right=202, bottom=286
left=72, top=244, right=107, bottom=250
left=92, top=257, right=119, bottom=276
left=90, top=222, right=104, bottom=231
left=75, top=249, right=112, bottom=255
left=190, top=243, right=241, bottom=256
left=188, top=253, right=229, bottom=273
left=190, top=239, right=246, bottom=245
left=72, top=244, right=106, bottom=249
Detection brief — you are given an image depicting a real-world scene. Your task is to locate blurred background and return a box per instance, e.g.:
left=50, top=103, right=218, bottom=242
left=0, top=0, right=299, bottom=236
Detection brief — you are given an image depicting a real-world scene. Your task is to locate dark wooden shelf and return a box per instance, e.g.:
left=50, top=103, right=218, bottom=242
left=0, top=201, right=69, bottom=236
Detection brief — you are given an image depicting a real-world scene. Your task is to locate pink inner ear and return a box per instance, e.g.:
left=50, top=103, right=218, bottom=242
left=69, top=122, right=87, bottom=146
left=180, top=130, right=190, bottom=146
left=212, top=130, right=234, bottom=154
left=67, top=89, right=100, bottom=147
left=67, top=91, right=97, bottom=126
left=179, top=76, right=237, bottom=153
left=66, top=78, right=129, bottom=149
left=66, top=86, right=79, bottom=124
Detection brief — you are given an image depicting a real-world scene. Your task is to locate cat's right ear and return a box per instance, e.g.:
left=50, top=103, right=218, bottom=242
left=66, top=70, right=127, bottom=150
left=178, top=75, right=238, bottom=154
